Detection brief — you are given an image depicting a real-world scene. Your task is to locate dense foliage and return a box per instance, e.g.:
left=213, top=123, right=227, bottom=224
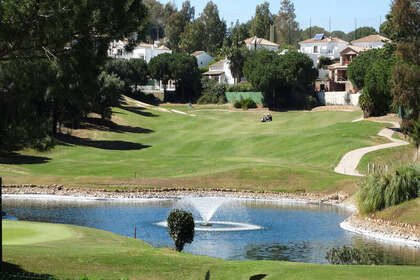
left=197, top=78, right=227, bottom=104
left=357, top=165, right=420, bottom=214
left=243, top=49, right=318, bottom=108
left=149, top=53, right=201, bottom=102
left=0, top=0, right=147, bottom=152
left=167, top=209, right=195, bottom=252
left=348, top=45, right=396, bottom=117
left=233, top=98, right=257, bottom=110
left=391, top=0, right=420, bottom=133
left=104, top=59, right=148, bottom=93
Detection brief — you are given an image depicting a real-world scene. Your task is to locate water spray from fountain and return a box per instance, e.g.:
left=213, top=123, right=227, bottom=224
left=155, top=197, right=263, bottom=232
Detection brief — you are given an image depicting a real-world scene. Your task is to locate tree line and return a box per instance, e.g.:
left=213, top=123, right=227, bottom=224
left=143, top=0, right=382, bottom=55
left=347, top=0, right=419, bottom=134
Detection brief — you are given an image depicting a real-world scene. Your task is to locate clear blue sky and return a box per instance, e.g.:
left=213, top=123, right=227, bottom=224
left=159, top=0, right=392, bottom=33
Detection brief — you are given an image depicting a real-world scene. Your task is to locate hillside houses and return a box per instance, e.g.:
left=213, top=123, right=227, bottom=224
left=191, top=51, right=213, bottom=67
left=202, top=59, right=235, bottom=85
left=108, top=41, right=171, bottom=63
left=244, top=36, right=279, bottom=52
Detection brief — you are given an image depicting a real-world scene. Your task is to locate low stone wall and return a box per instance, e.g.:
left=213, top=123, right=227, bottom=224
left=317, top=91, right=360, bottom=106
left=341, top=215, right=420, bottom=246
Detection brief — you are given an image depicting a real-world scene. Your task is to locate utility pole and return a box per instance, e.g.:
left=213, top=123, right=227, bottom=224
left=355, top=18, right=358, bottom=40
left=329, top=16, right=331, bottom=35
left=309, top=17, right=312, bottom=38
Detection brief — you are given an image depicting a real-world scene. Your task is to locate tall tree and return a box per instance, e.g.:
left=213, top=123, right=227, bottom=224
left=0, top=0, right=148, bottom=151
left=165, top=1, right=195, bottom=51
left=391, top=0, right=420, bottom=133
left=199, top=1, right=227, bottom=55
left=346, top=27, right=378, bottom=41
left=229, top=20, right=252, bottom=47
left=179, top=20, right=206, bottom=53
left=275, top=0, right=301, bottom=46
left=250, top=2, right=273, bottom=40
left=330, top=30, right=347, bottom=40
left=144, top=0, right=165, bottom=42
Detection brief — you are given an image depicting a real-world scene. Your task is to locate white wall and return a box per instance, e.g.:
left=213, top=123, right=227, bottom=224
left=299, top=42, right=349, bottom=60
left=317, top=91, right=360, bottom=106
left=352, top=41, right=385, bottom=49
left=223, top=60, right=235, bottom=85
left=247, top=44, right=278, bottom=52
left=108, top=41, right=171, bottom=63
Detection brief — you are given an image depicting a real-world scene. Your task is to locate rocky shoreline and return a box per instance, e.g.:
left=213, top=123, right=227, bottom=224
left=2, top=184, right=420, bottom=247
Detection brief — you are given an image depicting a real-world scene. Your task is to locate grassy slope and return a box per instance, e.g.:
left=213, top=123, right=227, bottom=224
left=357, top=144, right=418, bottom=175
left=3, top=220, right=420, bottom=280
left=0, top=104, right=388, bottom=193
left=374, top=198, right=420, bottom=226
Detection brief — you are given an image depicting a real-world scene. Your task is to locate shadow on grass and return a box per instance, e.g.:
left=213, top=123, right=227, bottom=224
left=56, top=134, right=151, bottom=151
left=204, top=270, right=267, bottom=280
left=79, top=117, right=154, bottom=134
left=0, top=153, right=51, bottom=165
left=1, top=262, right=56, bottom=279
left=122, top=106, right=160, bottom=118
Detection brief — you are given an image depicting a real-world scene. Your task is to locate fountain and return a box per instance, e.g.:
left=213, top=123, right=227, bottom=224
left=156, top=197, right=263, bottom=232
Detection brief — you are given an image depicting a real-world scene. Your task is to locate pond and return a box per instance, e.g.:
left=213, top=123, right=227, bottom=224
left=3, top=196, right=420, bottom=265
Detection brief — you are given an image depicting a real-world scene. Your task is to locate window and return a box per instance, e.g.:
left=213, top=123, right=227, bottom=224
left=313, top=46, right=318, bottom=53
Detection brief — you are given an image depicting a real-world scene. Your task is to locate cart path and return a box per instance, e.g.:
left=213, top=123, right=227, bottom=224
left=334, top=120, right=409, bottom=176
left=122, top=96, right=196, bottom=116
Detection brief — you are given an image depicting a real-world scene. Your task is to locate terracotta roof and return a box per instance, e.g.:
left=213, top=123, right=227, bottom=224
left=351, top=35, right=391, bottom=44
left=299, top=37, right=348, bottom=44
left=191, top=51, right=205, bottom=56
left=157, top=45, right=170, bottom=50
left=244, top=37, right=279, bottom=47
left=209, top=60, right=225, bottom=69
left=341, top=45, right=368, bottom=54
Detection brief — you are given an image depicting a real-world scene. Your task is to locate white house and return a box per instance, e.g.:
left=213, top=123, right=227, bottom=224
left=203, top=59, right=235, bottom=85
left=351, top=34, right=392, bottom=49
left=299, top=34, right=349, bottom=68
left=108, top=41, right=172, bottom=63
left=191, top=51, right=213, bottom=67
left=244, top=36, right=279, bottom=52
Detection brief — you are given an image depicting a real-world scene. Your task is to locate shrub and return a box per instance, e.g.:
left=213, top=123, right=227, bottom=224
left=167, top=209, right=195, bottom=252
left=384, top=165, right=419, bottom=208
left=197, top=78, right=227, bottom=104
left=326, top=246, right=383, bottom=265
left=318, top=56, right=333, bottom=69
left=357, top=174, right=388, bottom=215
left=233, top=98, right=257, bottom=110
left=357, top=165, right=420, bottom=214
left=226, top=83, right=256, bottom=92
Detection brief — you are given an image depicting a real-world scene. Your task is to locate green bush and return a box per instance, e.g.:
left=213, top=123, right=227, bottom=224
left=326, top=246, right=383, bottom=265
left=197, top=78, right=227, bottom=104
left=233, top=98, right=257, bottom=110
left=384, top=165, right=419, bottom=208
left=318, top=56, right=333, bottom=69
left=357, top=174, right=388, bottom=215
left=167, top=209, right=195, bottom=252
left=357, top=165, right=420, bottom=214
left=226, top=83, right=256, bottom=92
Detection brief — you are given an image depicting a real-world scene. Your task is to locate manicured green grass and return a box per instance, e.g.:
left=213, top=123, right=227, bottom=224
left=3, top=220, right=420, bottom=280
left=357, top=144, right=419, bottom=175
left=3, top=221, right=75, bottom=245
left=0, top=104, right=389, bottom=193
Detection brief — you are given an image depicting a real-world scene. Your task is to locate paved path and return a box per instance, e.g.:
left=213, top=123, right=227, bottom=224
left=334, top=120, right=409, bottom=176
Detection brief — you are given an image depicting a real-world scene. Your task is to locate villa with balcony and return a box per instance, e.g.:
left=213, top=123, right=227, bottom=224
left=326, top=45, right=367, bottom=92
